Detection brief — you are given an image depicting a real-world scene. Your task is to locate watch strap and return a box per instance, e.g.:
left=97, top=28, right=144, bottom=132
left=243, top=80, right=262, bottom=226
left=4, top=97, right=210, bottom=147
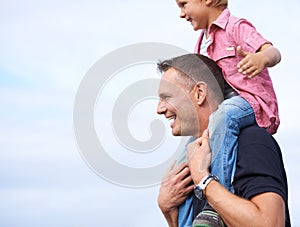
left=197, top=174, right=219, bottom=190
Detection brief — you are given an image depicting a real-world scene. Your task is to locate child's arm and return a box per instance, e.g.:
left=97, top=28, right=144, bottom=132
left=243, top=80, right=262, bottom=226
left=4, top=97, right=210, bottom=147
left=236, top=44, right=281, bottom=78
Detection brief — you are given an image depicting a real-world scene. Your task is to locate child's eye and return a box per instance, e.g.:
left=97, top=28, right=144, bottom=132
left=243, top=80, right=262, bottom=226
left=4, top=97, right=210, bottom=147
left=177, top=0, right=187, bottom=8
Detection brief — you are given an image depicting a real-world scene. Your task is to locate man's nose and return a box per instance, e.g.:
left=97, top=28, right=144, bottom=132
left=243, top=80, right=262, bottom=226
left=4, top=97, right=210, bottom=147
left=157, top=100, right=167, bottom=115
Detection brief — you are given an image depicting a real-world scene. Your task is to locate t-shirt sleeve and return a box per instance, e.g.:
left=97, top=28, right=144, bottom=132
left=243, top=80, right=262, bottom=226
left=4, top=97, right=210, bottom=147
left=233, top=126, right=288, bottom=202
left=233, top=19, right=271, bottom=53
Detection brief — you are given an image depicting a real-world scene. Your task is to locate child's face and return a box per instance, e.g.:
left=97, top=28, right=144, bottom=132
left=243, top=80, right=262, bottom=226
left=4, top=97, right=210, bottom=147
left=176, top=0, right=209, bottom=30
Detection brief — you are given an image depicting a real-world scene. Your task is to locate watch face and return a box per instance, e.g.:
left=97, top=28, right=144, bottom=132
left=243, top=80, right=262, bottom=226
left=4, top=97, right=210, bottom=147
left=194, top=185, right=204, bottom=200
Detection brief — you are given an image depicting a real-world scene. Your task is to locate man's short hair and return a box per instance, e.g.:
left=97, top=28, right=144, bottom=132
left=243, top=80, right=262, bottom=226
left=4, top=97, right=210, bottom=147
left=157, top=54, right=225, bottom=99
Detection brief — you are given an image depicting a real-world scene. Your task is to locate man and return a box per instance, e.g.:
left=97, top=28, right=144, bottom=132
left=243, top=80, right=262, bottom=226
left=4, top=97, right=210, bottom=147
left=156, top=54, right=290, bottom=227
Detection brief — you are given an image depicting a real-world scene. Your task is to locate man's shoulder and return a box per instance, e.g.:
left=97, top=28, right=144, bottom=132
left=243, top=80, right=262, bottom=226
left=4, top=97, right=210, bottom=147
left=238, top=125, right=280, bottom=151
left=239, top=125, right=273, bottom=141
left=240, top=124, right=267, bottom=134
left=237, top=125, right=281, bottom=158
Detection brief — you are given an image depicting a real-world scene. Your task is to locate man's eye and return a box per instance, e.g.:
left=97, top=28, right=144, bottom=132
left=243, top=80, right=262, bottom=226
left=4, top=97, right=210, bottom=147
left=161, top=95, right=170, bottom=100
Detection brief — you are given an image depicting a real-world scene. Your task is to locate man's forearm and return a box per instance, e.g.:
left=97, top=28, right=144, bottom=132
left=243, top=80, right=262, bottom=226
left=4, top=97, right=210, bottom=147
left=204, top=181, right=285, bottom=227
left=161, top=208, right=178, bottom=227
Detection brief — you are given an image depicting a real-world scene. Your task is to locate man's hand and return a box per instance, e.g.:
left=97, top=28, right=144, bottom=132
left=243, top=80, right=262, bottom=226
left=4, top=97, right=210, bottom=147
left=236, top=46, right=265, bottom=78
left=158, top=161, right=194, bottom=227
left=158, top=162, right=194, bottom=212
left=186, top=129, right=211, bottom=184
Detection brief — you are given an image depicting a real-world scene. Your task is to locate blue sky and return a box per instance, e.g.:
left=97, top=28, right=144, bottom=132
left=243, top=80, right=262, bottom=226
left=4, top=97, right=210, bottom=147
left=1, top=0, right=300, bottom=226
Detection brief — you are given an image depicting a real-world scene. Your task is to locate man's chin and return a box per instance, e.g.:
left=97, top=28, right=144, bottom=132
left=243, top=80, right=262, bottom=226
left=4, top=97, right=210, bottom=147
left=172, top=130, right=190, bottom=137
left=172, top=131, right=181, bottom=136
left=172, top=129, right=197, bottom=137
left=171, top=128, right=182, bottom=136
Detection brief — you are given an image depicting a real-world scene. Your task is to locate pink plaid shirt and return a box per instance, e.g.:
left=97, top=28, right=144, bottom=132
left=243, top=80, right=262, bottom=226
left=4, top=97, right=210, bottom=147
left=195, top=9, right=279, bottom=134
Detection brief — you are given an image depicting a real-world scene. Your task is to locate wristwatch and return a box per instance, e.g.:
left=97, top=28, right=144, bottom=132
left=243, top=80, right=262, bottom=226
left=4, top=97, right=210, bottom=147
left=194, top=174, right=219, bottom=200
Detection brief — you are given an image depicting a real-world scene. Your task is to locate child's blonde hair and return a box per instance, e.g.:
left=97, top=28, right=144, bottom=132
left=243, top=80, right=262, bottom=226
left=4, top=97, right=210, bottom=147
left=212, top=0, right=228, bottom=8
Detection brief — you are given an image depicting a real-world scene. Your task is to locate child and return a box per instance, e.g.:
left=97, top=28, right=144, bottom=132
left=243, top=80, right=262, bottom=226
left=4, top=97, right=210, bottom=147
left=175, top=0, right=281, bottom=226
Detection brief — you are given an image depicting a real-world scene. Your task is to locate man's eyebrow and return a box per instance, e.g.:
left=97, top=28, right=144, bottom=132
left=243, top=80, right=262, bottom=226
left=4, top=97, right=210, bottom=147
left=158, top=91, right=170, bottom=98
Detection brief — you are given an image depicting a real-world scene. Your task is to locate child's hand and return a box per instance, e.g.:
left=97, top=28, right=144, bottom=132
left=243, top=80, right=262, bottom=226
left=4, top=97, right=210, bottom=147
left=237, top=46, right=265, bottom=78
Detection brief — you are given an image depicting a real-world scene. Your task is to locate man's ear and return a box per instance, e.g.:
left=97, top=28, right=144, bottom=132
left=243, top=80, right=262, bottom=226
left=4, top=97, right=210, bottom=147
left=194, top=82, right=207, bottom=106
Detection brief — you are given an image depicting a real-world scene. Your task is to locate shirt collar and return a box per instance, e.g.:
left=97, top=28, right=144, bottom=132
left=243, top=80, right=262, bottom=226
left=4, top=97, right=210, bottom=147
left=196, top=9, right=231, bottom=53
left=210, top=8, right=230, bottom=30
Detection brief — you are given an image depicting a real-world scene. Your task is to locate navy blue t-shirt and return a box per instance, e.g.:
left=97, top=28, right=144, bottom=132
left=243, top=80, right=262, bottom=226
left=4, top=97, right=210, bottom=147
left=193, top=125, right=291, bottom=226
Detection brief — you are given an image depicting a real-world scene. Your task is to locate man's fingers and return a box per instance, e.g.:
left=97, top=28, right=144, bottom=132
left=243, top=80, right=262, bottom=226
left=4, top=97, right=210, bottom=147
left=186, top=139, right=199, bottom=161
left=176, top=166, right=190, bottom=181
left=172, top=162, right=188, bottom=175
left=162, top=160, right=179, bottom=181
left=162, top=161, right=189, bottom=182
left=168, top=160, right=177, bottom=172
left=181, top=174, right=194, bottom=187
left=202, top=129, right=209, bottom=139
left=199, top=129, right=209, bottom=149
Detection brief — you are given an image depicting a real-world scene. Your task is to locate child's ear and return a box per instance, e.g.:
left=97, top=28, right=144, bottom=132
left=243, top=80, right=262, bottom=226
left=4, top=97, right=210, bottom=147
left=205, top=0, right=213, bottom=6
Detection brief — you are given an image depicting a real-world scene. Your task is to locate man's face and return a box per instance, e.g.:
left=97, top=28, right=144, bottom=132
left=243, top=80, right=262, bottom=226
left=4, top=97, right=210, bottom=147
left=157, top=68, right=200, bottom=137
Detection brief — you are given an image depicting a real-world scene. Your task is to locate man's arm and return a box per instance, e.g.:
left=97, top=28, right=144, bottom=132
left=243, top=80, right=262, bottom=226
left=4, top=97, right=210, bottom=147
left=204, top=181, right=285, bottom=227
left=187, top=130, right=285, bottom=227
left=158, top=162, right=194, bottom=227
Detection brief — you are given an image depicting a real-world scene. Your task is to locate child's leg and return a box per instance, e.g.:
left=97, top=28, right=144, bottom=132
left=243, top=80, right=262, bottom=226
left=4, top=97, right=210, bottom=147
left=192, top=202, right=225, bottom=227
left=208, top=96, right=255, bottom=192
